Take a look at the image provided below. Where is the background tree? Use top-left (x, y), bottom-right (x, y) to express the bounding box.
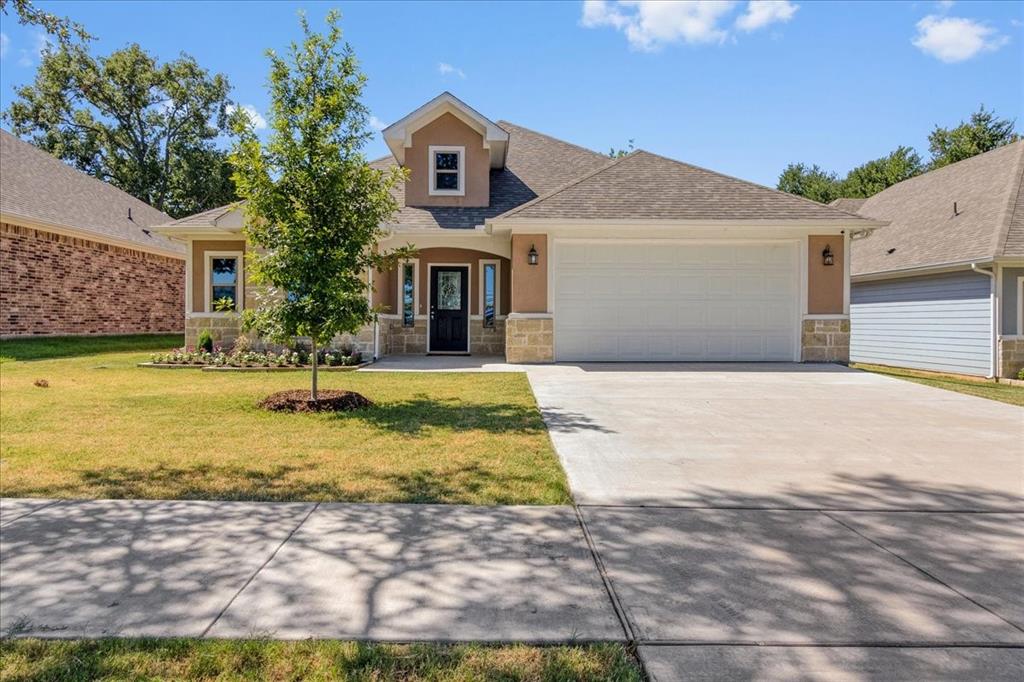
top-left (778, 105), bottom-right (1017, 202)
top-left (0, 0), bottom-right (91, 45)
top-left (928, 105), bottom-right (1019, 169)
top-left (4, 43), bottom-right (238, 218)
top-left (840, 146), bottom-right (923, 198)
top-left (609, 138), bottom-right (635, 158)
top-left (231, 10), bottom-right (410, 402)
top-left (776, 163), bottom-right (843, 204)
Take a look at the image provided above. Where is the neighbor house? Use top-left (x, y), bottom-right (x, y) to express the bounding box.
top-left (155, 92), bottom-right (882, 363)
top-left (845, 140), bottom-right (1024, 379)
top-left (0, 129), bottom-right (185, 337)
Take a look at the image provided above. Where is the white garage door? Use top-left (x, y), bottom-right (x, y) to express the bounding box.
top-left (554, 241), bottom-right (799, 362)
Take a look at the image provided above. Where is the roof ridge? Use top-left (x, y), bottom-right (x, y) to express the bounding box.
top-left (633, 148), bottom-right (866, 220)
top-left (490, 151), bottom-right (633, 221)
top-left (992, 141), bottom-right (1024, 257)
top-left (496, 120), bottom-right (605, 159)
top-left (1, 129), bottom-right (172, 221)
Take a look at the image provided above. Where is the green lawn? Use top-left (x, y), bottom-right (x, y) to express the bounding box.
top-left (853, 363), bottom-right (1024, 407)
top-left (0, 337), bottom-right (569, 504)
top-left (0, 639), bottom-right (641, 682)
top-left (0, 334), bottom-right (185, 363)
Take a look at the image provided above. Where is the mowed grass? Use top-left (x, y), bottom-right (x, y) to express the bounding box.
top-left (0, 338), bottom-right (569, 504)
top-left (0, 639), bottom-right (642, 682)
top-left (0, 334), bottom-right (185, 363)
top-left (853, 363), bottom-right (1024, 407)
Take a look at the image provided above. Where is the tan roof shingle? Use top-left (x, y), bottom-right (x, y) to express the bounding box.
top-left (851, 140), bottom-right (1024, 276)
top-left (0, 129), bottom-right (181, 255)
top-left (496, 150), bottom-right (875, 223)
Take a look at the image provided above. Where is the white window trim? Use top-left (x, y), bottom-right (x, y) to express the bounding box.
top-left (1018, 276), bottom-right (1023, 336)
top-left (204, 250), bottom-right (244, 314)
top-left (397, 259), bottom-right (420, 326)
top-left (479, 259), bottom-right (501, 326)
top-left (428, 145), bottom-right (465, 197)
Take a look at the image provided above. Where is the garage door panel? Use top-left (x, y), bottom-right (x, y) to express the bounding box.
top-left (554, 242), bottom-right (798, 362)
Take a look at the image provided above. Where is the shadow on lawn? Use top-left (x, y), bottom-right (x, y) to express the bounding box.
top-left (10, 459), bottom-right (569, 505)
top-left (328, 398), bottom-right (577, 436)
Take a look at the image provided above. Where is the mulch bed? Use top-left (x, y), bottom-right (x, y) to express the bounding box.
top-left (258, 389), bottom-right (373, 413)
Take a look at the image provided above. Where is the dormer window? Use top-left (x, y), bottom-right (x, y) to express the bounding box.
top-left (429, 145), bottom-right (464, 196)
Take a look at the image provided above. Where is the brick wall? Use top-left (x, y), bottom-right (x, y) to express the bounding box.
top-left (1, 222), bottom-right (184, 336)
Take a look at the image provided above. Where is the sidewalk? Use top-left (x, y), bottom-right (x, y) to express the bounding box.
top-left (0, 498), bottom-right (622, 641)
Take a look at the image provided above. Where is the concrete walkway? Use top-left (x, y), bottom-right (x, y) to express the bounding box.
top-left (0, 499), bottom-right (621, 641)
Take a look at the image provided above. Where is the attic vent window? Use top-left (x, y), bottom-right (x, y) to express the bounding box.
top-left (428, 145), bottom-right (465, 196)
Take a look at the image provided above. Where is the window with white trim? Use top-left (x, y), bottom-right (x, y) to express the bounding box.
top-left (428, 145), bottom-right (464, 196)
top-left (482, 261), bottom-right (498, 328)
top-left (207, 254), bottom-right (241, 312)
top-left (402, 262), bottom-right (417, 327)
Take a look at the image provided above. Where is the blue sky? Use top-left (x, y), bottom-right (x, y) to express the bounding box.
top-left (1, 1), bottom-right (1021, 186)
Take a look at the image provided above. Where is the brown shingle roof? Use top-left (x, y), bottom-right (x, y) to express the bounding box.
top-left (495, 150), bottom-right (876, 223)
top-left (851, 141), bottom-right (1024, 277)
top-left (0, 129), bottom-right (181, 255)
top-left (830, 198), bottom-right (867, 213)
top-left (369, 121), bottom-right (611, 230)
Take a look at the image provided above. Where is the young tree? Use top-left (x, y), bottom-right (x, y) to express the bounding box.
top-left (776, 162), bottom-right (843, 204)
top-left (929, 105), bottom-right (1019, 169)
top-left (230, 11), bottom-right (410, 402)
top-left (4, 43), bottom-right (238, 217)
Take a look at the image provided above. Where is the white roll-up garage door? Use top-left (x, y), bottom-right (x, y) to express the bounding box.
top-left (553, 241), bottom-right (800, 362)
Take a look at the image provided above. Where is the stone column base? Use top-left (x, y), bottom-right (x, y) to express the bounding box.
top-left (185, 315), bottom-right (241, 349)
top-left (801, 318), bottom-right (850, 363)
top-left (505, 315), bottom-right (554, 363)
top-left (998, 336), bottom-right (1024, 379)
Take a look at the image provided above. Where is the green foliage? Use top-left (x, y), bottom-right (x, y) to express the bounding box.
top-left (608, 139), bottom-right (635, 158)
top-left (778, 105), bottom-right (1018, 203)
top-left (777, 163), bottom-right (843, 204)
top-left (229, 11), bottom-right (411, 398)
top-left (1017, 368), bottom-right (1024, 381)
top-left (840, 146), bottom-right (923, 198)
top-left (928, 105), bottom-right (1020, 170)
top-left (0, 0), bottom-right (91, 45)
top-left (3, 42), bottom-right (238, 218)
top-left (196, 329), bottom-right (214, 354)
top-left (212, 296), bottom-right (236, 313)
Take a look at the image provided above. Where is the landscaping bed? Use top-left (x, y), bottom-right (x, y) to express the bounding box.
top-left (146, 346), bottom-right (363, 370)
top-left (0, 639), bottom-right (643, 682)
top-left (259, 389), bottom-right (373, 412)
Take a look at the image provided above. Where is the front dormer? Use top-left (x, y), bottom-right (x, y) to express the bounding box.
top-left (382, 92), bottom-right (508, 208)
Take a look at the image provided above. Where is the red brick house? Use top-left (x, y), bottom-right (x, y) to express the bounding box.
top-left (1, 130), bottom-right (185, 337)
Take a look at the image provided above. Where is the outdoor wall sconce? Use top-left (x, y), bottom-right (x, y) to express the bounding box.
top-left (822, 244), bottom-right (834, 266)
top-left (528, 244), bottom-right (539, 266)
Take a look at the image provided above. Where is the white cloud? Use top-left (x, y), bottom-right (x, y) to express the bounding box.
top-left (226, 104), bottom-right (268, 130)
top-left (735, 1), bottom-right (798, 32)
top-left (438, 62), bottom-right (466, 79)
top-left (1, 33), bottom-right (9, 59)
top-left (369, 115), bottom-right (387, 131)
top-left (582, 1), bottom-right (793, 50)
top-left (912, 15), bottom-right (1008, 63)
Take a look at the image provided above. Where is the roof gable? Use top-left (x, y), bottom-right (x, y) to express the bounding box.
top-left (382, 92), bottom-right (509, 169)
top-left (493, 150), bottom-right (875, 224)
top-left (851, 140), bottom-right (1024, 276)
top-left (0, 129), bottom-right (181, 256)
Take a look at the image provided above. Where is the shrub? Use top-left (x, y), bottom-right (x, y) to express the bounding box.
top-left (197, 329), bottom-right (214, 353)
top-left (1017, 367), bottom-right (1024, 381)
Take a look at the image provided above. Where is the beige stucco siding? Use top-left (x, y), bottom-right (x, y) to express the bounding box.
top-left (808, 235), bottom-right (845, 314)
top-left (510, 234), bottom-right (547, 313)
top-left (404, 113), bottom-right (489, 208)
top-left (190, 239), bottom-right (247, 313)
top-left (372, 247), bottom-right (510, 317)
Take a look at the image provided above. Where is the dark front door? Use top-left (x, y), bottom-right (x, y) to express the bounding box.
top-left (429, 266), bottom-right (469, 352)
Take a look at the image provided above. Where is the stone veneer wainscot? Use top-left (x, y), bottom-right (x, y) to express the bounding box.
top-left (997, 336), bottom-right (1024, 379)
top-left (505, 315), bottom-right (553, 363)
top-left (801, 318), bottom-right (850, 363)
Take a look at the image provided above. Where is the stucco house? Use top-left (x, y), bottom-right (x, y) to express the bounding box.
top-left (845, 141), bottom-right (1024, 379)
top-left (0, 130), bottom-right (185, 337)
top-left (155, 92), bottom-right (882, 363)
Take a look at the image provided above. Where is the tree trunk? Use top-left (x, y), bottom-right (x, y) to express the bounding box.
top-left (310, 338), bottom-right (319, 402)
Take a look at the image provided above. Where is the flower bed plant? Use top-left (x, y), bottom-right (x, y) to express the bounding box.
top-left (149, 345), bottom-right (361, 368)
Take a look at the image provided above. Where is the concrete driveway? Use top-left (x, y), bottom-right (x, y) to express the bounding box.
top-left (528, 363), bottom-right (1024, 679)
top-left (528, 363), bottom-right (1024, 510)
